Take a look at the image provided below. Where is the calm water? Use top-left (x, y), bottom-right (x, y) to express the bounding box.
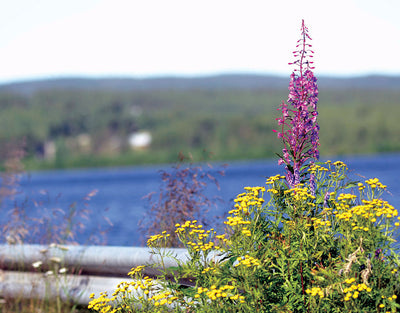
top-left (4, 153), bottom-right (400, 246)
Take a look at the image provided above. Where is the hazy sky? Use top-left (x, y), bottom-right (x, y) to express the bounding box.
top-left (1, 0), bottom-right (399, 83)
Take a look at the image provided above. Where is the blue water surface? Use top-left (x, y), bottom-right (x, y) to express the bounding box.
top-left (3, 153), bottom-right (400, 246)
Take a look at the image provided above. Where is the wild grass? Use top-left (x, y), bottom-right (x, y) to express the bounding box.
top-left (139, 152), bottom-right (225, 247)
top-left (0, 142), bottom-right (110, 312)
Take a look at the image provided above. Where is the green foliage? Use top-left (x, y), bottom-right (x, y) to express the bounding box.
top-left (88, 161), bottom-right (400, 312)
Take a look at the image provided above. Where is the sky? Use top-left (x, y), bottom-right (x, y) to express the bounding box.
top-left (0, 0), bottom-right (399, 84)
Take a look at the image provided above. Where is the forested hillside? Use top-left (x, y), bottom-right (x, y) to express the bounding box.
top-left (0, 74), bottom-right (399, 170)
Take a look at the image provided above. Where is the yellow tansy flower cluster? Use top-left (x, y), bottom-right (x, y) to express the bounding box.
top-left (235, 255), bottom-right (261, 268)
top-left (148, 291), bottom-right (178, 307)
top-left (232, 186), bottom-right (265, 214)
top-left (147, 231), bottom-right (170, 246)
top-left (342, 278), bottom-right (371, 301)
top-left (222, 186), bottom-right (266, 238)
top-left (332, 160), bottom-right (347, 168)
top-left (266, 174), bottom-right (286, 185)
top-left (334, 190), bottom-right (398, 225)
top-left (130, 277), bottom-right (154, 292)
top-left (310, 217), bottom-right (331, 229)
top-left (332, 161), bottom-right (348, 171)
top-left (385, 294), bottom-right (398, 301)
top-left (175, 220), bottom-right (221, 252)
top-left (305, 287), bottom-right (324, 298)
top-left (241, 227), bottom-right (252, 237)
top-left (127, 265), bottom-right (145, 277)
top-left (201, 266), bottom-right (217, 274)
top-left (224, 215), bottom-right (251, 227)
top-left (367, 199), bottom-right (398, 218)
top-left (357, 182), bottom-right (365, 192)
top-left (365, 178), bottom-right (387, 189)
top-left (378, 294), bottom-right (397, 312)
top-left (350, 222), bottom-right (369, 232)
top-left (337, 193), bottom-right (357, 202)
top-left (194, 285), bottom-right (245, 303)
top-left (283, 185), bottom-right (315, 203)
top-left (358, 178), bottom-right (386, 194)
top-left (266, 174), bottom-right (285, 194)
top-left (186, 240), bottom-right (216, 252)
top-left (88, 291), bottom-right (116, 313)
top-left (285, 220), bottom-right (296, 229)
top-left (112, 281), bottom-right (132, 297)
top-left (88, 277), bottom-right (155, 313)
top-left (307, 160), bottom-right (347, 183)
top-left (215, 233), bottom-right (229, 244)
top-left (175, 220), bottom-right (203, 233)
top-left (308, 163), bottom-right (329, 174)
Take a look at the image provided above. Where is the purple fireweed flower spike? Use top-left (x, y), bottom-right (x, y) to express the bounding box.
top-left (273, 20), bottom-right (320, 188)
top-left (323, 191), bottom-right (330, 207)
top-left (309, 172), bottom-right (316, 197)
top-left (375, 248), bottom-right (382, 259)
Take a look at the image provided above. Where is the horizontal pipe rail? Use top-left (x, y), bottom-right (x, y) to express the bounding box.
top-left (0, 270), bottom-right (141, 305)
top-left (0, 244), bottom-right (190, 276)
top-left (0, 244), bottom-right (194, 306)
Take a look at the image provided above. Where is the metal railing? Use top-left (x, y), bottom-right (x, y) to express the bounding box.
top-left (0, 244), bottom-right (190, 305)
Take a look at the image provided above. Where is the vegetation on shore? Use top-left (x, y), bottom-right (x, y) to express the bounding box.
top-left (0, 74), bottom-right (399, 170)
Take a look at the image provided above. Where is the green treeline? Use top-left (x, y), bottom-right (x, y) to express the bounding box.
top-left (0, 76), bottom-right (399, 170)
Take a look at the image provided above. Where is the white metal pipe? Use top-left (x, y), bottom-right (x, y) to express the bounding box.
top-left (0, 270), bottom-right (150, 306)
top-left (0, 244), bottom-right (190, 276)
top-left (0, 244), bottom-right (222, 306)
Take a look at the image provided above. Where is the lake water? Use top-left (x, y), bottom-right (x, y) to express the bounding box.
top-left (4, 153), bottom-right (400, 246)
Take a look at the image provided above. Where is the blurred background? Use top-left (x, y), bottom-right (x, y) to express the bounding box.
top-left (0, 0), bottom-right (399, 169)
top-left (0, 0), bottom-right (399, 246)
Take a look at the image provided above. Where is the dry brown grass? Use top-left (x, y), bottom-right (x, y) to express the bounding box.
top-left (139, 152), bottom-right (225, 247)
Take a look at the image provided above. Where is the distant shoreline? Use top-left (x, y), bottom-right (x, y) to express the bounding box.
top-left (1, 73), bottom-right (400, 95)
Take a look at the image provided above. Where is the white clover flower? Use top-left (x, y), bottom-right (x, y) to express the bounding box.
top-left (58, 245), bottom-right (69, 251)
top-left (32, 261), bottom-right (43, 268)
top-left (50, 257), bottom-right (62, 263)
top-left (59, 268), bottom-right (67, 274)
top-left (45, 271), bottom-right (54, 276)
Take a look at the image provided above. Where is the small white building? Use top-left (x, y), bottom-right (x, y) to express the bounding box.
top-left (43, 141), bottom-right (56, 160)
top-left (128, 131), bottom-right (152, 150)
